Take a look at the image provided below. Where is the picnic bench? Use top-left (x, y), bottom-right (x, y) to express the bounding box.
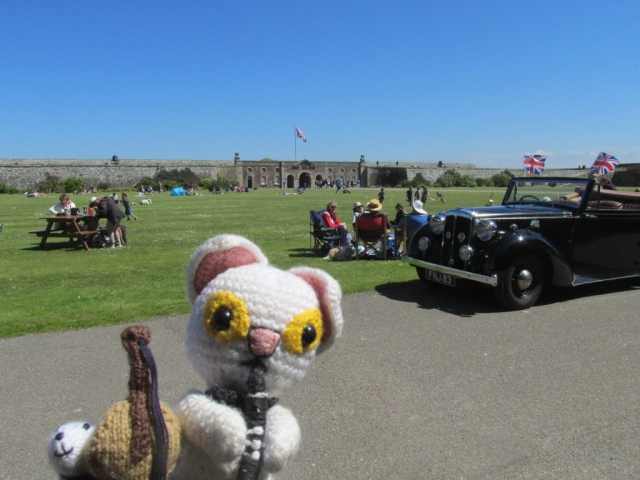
top-left (30, 215), bottom-right (99, 251)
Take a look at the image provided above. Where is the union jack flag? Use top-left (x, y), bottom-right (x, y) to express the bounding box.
top-left (588, 152), bottom-right (619, 176)
top-left (523, 154), bottom-right (546, 175)
top-left (295, 127), bottom-right (307, 142)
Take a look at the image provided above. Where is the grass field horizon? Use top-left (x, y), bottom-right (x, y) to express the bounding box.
top-left (1, 186), bottom-right (505, 338)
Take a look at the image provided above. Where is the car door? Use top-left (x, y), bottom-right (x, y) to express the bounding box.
top-left (571, 204), bottom-right (640, 279)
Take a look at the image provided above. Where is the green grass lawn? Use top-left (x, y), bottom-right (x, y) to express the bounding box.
top-left (0, 187), bottom-right (501, 338)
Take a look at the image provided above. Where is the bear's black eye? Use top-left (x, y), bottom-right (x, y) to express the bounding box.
top-left (213, 308), bottom-right (233, 330)
top-left (301, 325), bottom-right (316, 347)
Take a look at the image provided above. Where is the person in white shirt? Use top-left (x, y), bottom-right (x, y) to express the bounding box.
top-left (49, 193), bottom-right (76, 215)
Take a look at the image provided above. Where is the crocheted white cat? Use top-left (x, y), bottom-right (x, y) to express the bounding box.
top-left (171, 234), bottom-right (344, 480)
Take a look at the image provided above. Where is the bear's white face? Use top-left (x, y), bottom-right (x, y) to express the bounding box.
top-left (47, 421), bottom-right (95, 477)
top-left (187, 263), bottom-right (324, 397)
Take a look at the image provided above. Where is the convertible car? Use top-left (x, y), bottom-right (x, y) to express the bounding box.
top-left (403, 177), bottom-right (640, 310)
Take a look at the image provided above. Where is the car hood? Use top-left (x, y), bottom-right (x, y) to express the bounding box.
top-left (447, 204), bottom-right (574, 219)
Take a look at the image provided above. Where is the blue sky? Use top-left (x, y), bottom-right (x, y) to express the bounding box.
top-left (2, 1), bottom-right (638, 169)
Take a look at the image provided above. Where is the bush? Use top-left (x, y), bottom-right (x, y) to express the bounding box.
top-left (0, 182), bottom-right (19, 194)
top-left (154, 168), bottom-right (200, 188)
top-left (136, 176), bottom-right (157, 191)
top-left (200, 178), bottom-right (214, 191)
top-left (434, 169), bottom-right (461, 187)
top-left (411, 173), bottom-right (428, 187)
top-left (475, 177), bottom-right (488, 187)
top-left (490, 173), bottom-right (511, 187)
top-left (37, 173), bottom-right (62, 193)
top-left (63, 177), bottom-right (83, 193)
top-left (458, 175), bottom-right (477, 187)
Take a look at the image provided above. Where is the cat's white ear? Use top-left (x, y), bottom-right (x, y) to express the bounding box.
top-left (289, 267), bottom-right (343, 353)
top-left (186, 235), bottom-right (268, 305)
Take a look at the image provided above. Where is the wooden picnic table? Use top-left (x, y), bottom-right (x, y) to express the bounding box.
top-left (30, 215), bottom-right (100, 251)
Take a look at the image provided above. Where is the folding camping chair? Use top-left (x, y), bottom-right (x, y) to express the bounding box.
top-left (309, 210), bottom-right (342, 255)
top-left (355, 212), bottom-right (388, 260)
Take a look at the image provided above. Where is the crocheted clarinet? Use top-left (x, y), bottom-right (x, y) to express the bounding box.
top-left (171, 234), bottom-right (344, 480)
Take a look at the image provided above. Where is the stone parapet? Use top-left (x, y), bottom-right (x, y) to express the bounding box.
top-left (0, 158), bottom-right (585, 190)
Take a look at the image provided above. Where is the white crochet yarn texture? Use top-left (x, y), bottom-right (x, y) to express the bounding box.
top-left (173, 234), bottom-right (344, 480)
top-left (47, 421), bottom-right (96, 479)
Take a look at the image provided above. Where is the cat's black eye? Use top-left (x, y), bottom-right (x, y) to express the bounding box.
top-left (301, 325), bottom-right (316, 347)
top-left (213, 308), bottom-right (233, 330)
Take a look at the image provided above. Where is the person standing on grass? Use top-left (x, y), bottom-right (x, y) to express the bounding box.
top-left (89, 196), bottom-right (124, 248)
top-left (378, 187), bottom-right (385, 205)
top-left (121, 192), bottom-right (138, 221)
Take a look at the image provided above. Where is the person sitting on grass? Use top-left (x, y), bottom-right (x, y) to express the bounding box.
top-left (89, 196), bottom-right (124, 248)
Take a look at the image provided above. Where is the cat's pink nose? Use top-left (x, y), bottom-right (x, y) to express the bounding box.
top-left (248, 328), bottom-right (280, 357)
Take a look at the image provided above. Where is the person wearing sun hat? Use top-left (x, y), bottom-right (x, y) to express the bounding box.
top-left (351, 201), bottom-right (364, 229)
top-left (89, 195), bottom-right (125, 248)
top-left (365, 198), bottom-right (383, 213)
top-left (411, 199), bottom-right (428, 215)
top-left (362, 198), bottom-right (390, 229)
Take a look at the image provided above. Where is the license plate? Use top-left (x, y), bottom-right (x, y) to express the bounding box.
top-left (427, 270), bottom-right (456, 287)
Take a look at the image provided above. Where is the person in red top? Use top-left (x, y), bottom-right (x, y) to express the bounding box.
top-left (321, 201), bottom-right (351, 246)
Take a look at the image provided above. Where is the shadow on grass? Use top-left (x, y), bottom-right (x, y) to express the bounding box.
top-left (287, 248), bottom-right (323, 259)
top-left (22, 242), bottom-right (85, 252)
top-left (375, 277), bottom-right (640, 317)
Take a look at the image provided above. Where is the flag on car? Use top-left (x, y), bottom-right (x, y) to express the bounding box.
top-left (588, 152), bottom-right (619, 176)
top-left (523, 155), bottom-right (546, 175)
top-left (295, 127), bottom-right (307, 142)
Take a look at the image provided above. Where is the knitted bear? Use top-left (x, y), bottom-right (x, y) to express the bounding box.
top-left (170, 234), bottom-right (344, 480)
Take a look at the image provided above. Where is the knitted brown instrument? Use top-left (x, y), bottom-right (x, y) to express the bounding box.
top-left (85, 326), bottom-right (181, 480)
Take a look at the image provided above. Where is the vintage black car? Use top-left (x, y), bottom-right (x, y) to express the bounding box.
top-left (403, 177), bottom-right (640, 310)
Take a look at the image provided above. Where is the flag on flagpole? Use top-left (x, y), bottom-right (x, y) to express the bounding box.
top-left (588, 152), bottom-right (619, 176)
top-left (523, 155), bottom-right (546, 175)
top-left (295, 127), bottom-right (307, 142)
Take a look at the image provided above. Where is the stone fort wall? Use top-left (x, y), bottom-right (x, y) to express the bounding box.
top-left (0, 158), bottom-right (582, 190)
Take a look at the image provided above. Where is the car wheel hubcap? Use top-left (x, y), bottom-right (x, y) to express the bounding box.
top-left (517, 270), bottom-right (533, 290)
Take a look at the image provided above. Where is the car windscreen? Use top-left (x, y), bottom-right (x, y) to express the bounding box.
top-left (503, 179), bottom-right (590, 206)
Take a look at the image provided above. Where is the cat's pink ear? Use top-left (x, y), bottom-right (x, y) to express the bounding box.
top-left (289, 267), bottom-right (343, 353)
top-left (186, 235), bottom-right (268, 305)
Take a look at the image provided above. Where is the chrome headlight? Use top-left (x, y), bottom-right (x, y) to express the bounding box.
top-left (430, 215), bottom-right (445, 235)
top-left (418, 237), bottom-right (431, 252)
top-left (475, 219), bottom-right (497, 242)
top-left (459, 245), bottom-right (474, 261)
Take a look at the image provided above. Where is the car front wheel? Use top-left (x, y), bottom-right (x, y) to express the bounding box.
top-left (495, 254), bottom-right (544, 310)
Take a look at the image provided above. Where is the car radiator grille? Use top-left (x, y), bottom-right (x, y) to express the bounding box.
top-left (441, 214), bottom-right (473, 269)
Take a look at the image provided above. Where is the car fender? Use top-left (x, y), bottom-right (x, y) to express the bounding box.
top-left (483, 230), bottom-right (574, 286)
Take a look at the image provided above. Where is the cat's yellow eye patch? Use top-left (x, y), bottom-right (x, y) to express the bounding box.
top-left (282, 309), bottom-right (323, 355)
top-left (203, 291), bottom-right (250, 343)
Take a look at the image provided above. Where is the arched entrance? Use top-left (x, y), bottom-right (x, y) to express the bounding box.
top-left (247, 176), bottom-right (253, 189)
top-left (299, 172), bottom-right (311, 189)
top-left (286, 175), bottom-right (295, 188)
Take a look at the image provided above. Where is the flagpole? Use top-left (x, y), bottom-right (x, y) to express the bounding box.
top-left (294, 125), bottom-right (297, 162)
